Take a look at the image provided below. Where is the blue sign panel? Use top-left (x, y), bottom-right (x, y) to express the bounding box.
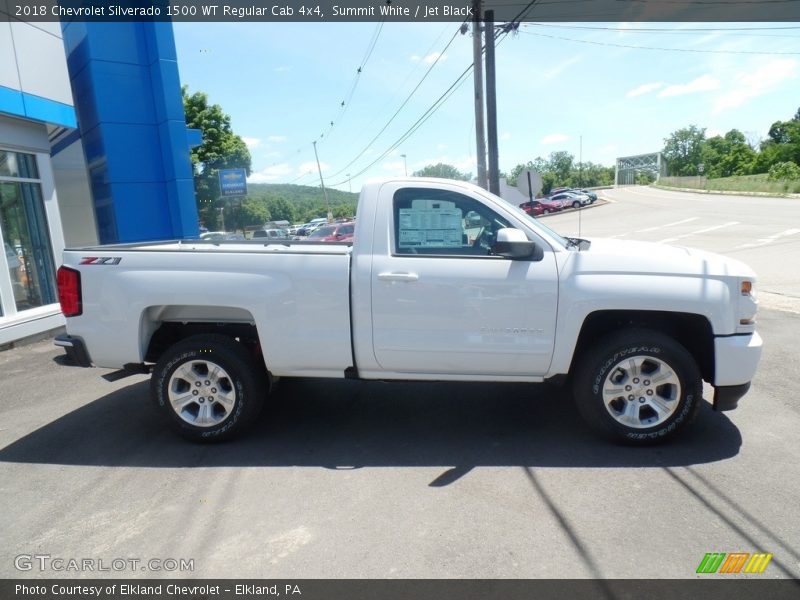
top-left (219, 168), bottom-right (248, 197)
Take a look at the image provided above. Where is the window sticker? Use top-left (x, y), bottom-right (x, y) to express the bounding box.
top-left (398, 207), bottom-right (463, 248)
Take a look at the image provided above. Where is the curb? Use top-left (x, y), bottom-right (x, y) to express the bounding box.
top-left (652, 184), bottom-right (800, 200)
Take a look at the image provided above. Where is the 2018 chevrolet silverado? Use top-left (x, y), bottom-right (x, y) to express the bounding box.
top-left (54, 178), bottom-right (762, 444)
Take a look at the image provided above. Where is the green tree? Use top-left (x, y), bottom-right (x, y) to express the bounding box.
top-left (767, 161), bottom-right (800, 181)
top-left (332, 204), bottom-right (355, 219)
top-left (265, 196), bottom-right (296, 223)
top-left (182, 86), bottom-right (252, 229)
top-left (412, 163), bottom-right (472, 181)
top-left (700, 129), bottom-right (756, 178)
top-left (547, 151), bottom-right (574, 183)
top-left (663, 125), bottom-right (706, 176)
top-left (238, 197), bottom-right (270, 227)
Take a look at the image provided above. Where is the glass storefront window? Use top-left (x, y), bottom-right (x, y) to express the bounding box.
top-left (0, 151), bottom-right (39, 179)
top-left (0, 150), bottom-right (57, 314)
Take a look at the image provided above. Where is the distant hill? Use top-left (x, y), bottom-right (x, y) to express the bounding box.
top-left (245, 183), bottom-right (359, 222)
top-left (247, 183), bottom-right (357, 206)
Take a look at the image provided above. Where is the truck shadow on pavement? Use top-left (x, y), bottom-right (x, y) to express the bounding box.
top-left (0, 377), bottom-right (742, 470)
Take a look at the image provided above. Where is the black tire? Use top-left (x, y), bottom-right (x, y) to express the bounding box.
top-left (150, 334), bottom-right (267, 442)
top-left (543, 209), bottom-right (551, 214)
top-left (572, 328), bottom-right (702, 444)
top-left (572, 201), bottom-right (581, 209)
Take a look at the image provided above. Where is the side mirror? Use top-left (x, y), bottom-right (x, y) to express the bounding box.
top-left (491, 228), bottom-right (537, 260)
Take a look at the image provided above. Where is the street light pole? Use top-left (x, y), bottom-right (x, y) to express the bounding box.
top-left (312, 140), bottom-right (332, 222)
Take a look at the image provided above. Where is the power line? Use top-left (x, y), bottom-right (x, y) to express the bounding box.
top-left (262, 22), bottom-right (386, 186)
top-left (329, 29), bottom-right (514, 187)
top-left (324, 20), bottom-right (469, 181)
top-left (527, 22), bottom-right (800, 38)
top-left (519, 26), bottom-right (800, 55)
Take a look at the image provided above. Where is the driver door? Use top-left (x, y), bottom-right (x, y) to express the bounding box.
top-left (370, 186), bottom-right (558, 377)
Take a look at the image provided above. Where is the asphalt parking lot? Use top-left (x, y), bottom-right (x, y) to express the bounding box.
top-left (1, 307), bottom-right (799, 580)
top-left (1, 187), bottom-right (799, 581)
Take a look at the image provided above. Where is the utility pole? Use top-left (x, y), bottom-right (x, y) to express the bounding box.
top-left (484, 9), bottom-right (500, 195)
top-left (312, 140), bottom-right (332, 222)
top-left (472, 0), bottom-right (488, 190)
top-left (400, 154), bottom-right (407, 176)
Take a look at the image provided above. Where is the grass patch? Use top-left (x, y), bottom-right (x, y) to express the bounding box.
top-left (658, 174), bottom-right (800, 195)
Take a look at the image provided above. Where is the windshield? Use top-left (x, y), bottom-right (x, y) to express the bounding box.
top-left (309, 225), bottom-right (335, 238)
top-left (508, 204), bottom-right (570, 248)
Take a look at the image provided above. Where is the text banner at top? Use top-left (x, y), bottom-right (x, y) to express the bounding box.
top-left (3, 0), bottom-right (800, 23)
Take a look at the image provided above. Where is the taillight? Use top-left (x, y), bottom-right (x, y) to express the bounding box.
top-left (57, 266), bottom-right (82, 317)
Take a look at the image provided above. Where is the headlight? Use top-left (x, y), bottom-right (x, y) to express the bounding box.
top-left (738, 279), bottom-right (757, 328)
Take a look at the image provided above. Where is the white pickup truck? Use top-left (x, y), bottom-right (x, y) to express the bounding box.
top-left (55, 178), bottom-right (762, 444)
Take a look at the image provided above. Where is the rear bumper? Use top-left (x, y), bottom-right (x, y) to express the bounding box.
top-left (54, 334), bottom-right (92, 367)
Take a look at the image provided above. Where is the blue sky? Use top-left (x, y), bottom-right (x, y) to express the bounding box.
top-left (173, 22), bottom-right (799, 192)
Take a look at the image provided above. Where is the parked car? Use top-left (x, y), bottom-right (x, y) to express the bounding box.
top-left (574, 189), bottom-right (598, 203)
top-left (518, 198), bottom-right (563, 216)
top-left (252, 228), bottom-right (289, 240)
top-left (296, 219), bottom-right (328, 237)
top-left (199, 231), bottom-right (246, 241)
top-left (306, 222), bottom-right (355, 242)
top-left (550, 191), bottom-right (592, 209)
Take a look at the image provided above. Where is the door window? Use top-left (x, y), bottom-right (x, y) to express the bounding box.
top-left (393, 187), bottom-right (513, 257)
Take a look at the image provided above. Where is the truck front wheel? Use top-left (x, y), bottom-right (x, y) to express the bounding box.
top-left (573, 329), bottom-right (703, 444)
top-left (151, 334), bottom-right (266, 442)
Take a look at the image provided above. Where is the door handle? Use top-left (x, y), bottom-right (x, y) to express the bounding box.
top-left (377, 272), bottom-right (419, 282)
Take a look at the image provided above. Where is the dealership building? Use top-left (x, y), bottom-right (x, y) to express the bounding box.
top-left (0, 16), bottom-right (200, 346)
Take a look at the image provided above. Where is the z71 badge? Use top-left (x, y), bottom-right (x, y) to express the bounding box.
top-left (80, 257), bottom-right (122, 265)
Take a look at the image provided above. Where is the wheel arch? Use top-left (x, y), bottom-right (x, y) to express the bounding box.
top-left (140, 305), bottom-right (263, 368)
top-left (570, 310), bottom-right (714, 383)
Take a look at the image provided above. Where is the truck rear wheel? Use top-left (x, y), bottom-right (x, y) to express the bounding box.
top-left (151, 334), bottom-right (266, 442)
top-left (572, 328), bottom-right (702, 444)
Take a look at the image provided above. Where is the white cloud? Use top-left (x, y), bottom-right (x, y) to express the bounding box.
top-left (247, 163), bottom-right (293, 183)
top-left (541, 133), bottom-right (569, 145)
top-left (626, 82), bottom-right (663, 98)
top-left (267, 135), bottom-right (287, 143)
top-left (298, 161), bottom-right (328, 174)
top-left (713, 59), bottom-right (798, 114)
top-left (542, 56), bottom-right (582, 80)
top-left (382, 160), bottom-right (406, 172)
top-left (501, 132), bottom-right (512, 141)
top-left (412, 52), bottom-right (447, 64)
top-left (241, 137), bottom-right (261, 150)
top-left (658, 74), bottom-right (720, 98)
top-left (437, 143), bottom-right (448, 150)
top-left (275, 66), bottom-right (292, 72)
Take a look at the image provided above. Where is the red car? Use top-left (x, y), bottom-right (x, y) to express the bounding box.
top-left (306, 222), bottom-right (355, 242)
top-left (518, 198), bottom-right (563, 216)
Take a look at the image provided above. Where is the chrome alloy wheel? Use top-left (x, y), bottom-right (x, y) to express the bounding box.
top-left (167, 360), bottom-right (236, 427)
top-left (602, 355), bottom-right (681, 429)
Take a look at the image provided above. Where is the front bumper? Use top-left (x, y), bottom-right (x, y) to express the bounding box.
top-left (713, 382), bottom-right (750, 412)
top-left (54, 334), bottom-right (92, 367)
top-left (711, 331), bottom-right (762, 411)
top-left (714, 332), bottom-right (762, 386)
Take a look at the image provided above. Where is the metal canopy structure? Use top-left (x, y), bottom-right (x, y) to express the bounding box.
top-left (615, 152), bottom-right (667, 185)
